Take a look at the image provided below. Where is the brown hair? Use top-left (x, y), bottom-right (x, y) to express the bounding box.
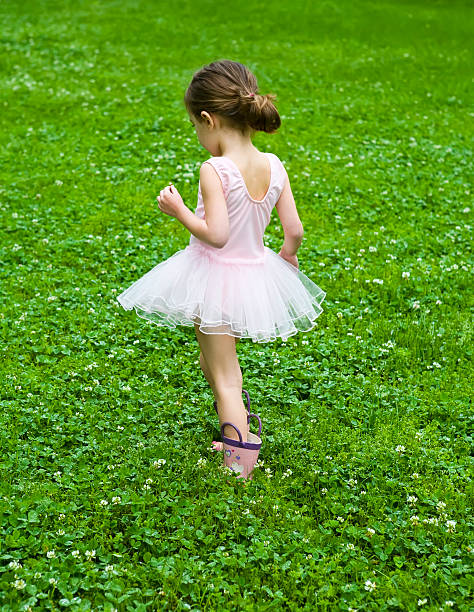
top-left (184, 59), bottom-right (281, 134)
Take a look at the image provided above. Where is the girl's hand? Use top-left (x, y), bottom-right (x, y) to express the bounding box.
top-left (156, 184), bottom-right (185, 219)
top-left (278, 248), bottom-right (299, 270)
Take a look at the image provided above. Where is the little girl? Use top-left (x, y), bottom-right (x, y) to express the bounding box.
top-left (117, 59), bottom-right (326, 480)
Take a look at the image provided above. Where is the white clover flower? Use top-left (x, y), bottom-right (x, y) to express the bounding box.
top-left (57, 529), bottom-right (65, 536)
top-left (49, 577), bottom-right (58, 585)
top-left (105, 564), bottom-right (114, 571)
top-left (366, 527), bottom-right (375, 537)
top-left (112, 496), bottom-right (121, 504)
top-left (445, 601), bottom-right (454, 607)
top-left (321, 487), bottom-right (328, 495)
top-left (337, 516), bottom-right (344, 523)
top-left (369, 246), bottom-right (377, 252)
top-left (153, 459), bottom-right (166, 467)
top-left (407, 495), bottom-right (418, 505)
top-left (71, 550), bottom-right (80, 558)
top-left (395, 445), bottom-right (405, 454)
top-left (46, 550), bottom-right (56, 559)
top-left (413, 300), bottom-right (420, 309)
top-left (12, 578), bottom-right (26, 589)
top-left (417, 598), bottom-right (427, 606)
top-left (446, 520), bottom-right (456, 532)
top-left (437, 501), bottom-right (447, 512)
top-left (410, 515), bottom-right (420, 525)
top-left (364, 579), bottom-right (376, 591)
top-left (85, 550), bottom-right (96, 560)
top-left (8, 560), bottom-right (22, 569)
top-left (336, 311), bottom-right (343, 319)
top-left (402, 271), bottom-right (410, 278)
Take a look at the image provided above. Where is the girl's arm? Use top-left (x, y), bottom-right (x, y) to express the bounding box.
top-left (176, 162), bottom-right (229, 248)
top-left (275, 173), bottom-right (304, 269)
top-left (157, 164), bottom-right (229, 249)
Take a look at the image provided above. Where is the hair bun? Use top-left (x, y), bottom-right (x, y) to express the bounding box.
top-left (246, 91), bottom-right (281, 133)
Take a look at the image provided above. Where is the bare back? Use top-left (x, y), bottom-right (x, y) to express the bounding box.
top-left (222, 152), bottom-right (271, 202)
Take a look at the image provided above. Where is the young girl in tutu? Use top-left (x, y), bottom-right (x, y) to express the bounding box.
top-left (117, 59), bottom-right (326, 480)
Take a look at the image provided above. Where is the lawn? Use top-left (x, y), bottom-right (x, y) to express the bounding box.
top-left (0, 0), bottom-right (472, 610)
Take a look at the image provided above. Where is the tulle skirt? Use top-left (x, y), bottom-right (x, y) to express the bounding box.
top-left (117, 244), bottom-right (326, 343)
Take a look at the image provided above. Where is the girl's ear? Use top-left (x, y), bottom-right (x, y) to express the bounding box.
top-left (200, 110), bottom-right (214, 128)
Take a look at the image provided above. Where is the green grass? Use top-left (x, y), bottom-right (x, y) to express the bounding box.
top-left (0, 0), bottom-right (472, 610)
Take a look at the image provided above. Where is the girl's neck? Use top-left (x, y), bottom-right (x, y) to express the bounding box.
top-left (217, 126), bottom-right (257, 158)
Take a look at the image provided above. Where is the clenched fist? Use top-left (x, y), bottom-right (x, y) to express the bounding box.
top-left (156, 184), bottom-right (185, 219)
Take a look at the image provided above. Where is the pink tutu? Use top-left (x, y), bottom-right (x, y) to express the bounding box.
top-left (117, 152), bottom-right (326, 343)
top-left (117, 242), bottom-right (326, 343)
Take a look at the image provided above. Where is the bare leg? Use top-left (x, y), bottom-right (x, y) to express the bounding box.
top-left (199, 351), bottom-right (217, 398)
top-left (194, 324), bottom-right (247, 444)
top-left (199, 336), bottom-right (241, 399)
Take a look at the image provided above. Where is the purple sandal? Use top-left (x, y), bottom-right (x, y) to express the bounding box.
top-left (221, 417), bottom-right (262, 480)
top-left (212, 389), bottom-right (261, 454)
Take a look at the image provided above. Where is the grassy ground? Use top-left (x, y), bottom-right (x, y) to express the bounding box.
top-left (0, 0), bottom-right (472, 610)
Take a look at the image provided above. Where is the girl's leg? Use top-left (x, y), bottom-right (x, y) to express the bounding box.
top-left (194, 324), bottom-right (247, 443)
top-left (199, 336), bottom-right (241, 398)
top-left (199, 351), bottom-right (217, 398)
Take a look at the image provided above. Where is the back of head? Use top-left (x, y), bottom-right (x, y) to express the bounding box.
top-left (184, 59), bottom-right (281, 135)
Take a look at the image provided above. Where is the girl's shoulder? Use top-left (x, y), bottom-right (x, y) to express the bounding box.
top-left (265, 151), bottom-right (288, 179)
top-left (200, 156), bottom-right (232, 199)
